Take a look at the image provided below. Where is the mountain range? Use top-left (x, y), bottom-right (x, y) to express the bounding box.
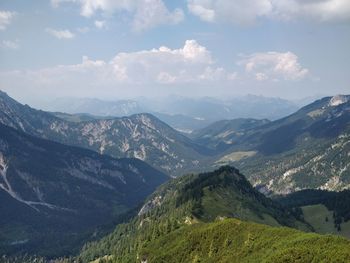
top-left (1, 91), bottom-right (350, 192)
top-left (191, 95), bottom-right (350, 194)
top-left (1, 90), bottom-right (350, 261)
top-left (47, 97), bottom-right (144, 118)
top-left (0, 91), bottom-right (210, 176)
top-left (42, 95), bottom-right (300, 132)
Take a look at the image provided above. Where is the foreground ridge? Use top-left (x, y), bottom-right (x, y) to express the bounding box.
top-left (78, 166), bottom-right (312, 262)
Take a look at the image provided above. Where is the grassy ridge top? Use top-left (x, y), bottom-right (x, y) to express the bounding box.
top-left (78, 166), bottom-right (310, 262)
top-left (141, 218), bottom-right (350, 263)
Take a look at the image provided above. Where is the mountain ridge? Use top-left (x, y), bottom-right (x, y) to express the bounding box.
top-left (0, 122), bottom-right (168, 257)
top-left (196, 94), bottom-right (350, 194)
top-left (39, 94), bottom-right (300, 132)
top-left (140, 218), bottom-right (350, 263)
top-left (0, 91), bottom-right (211, 176)
top-left (78, 166), bottom-right (311, 262)
top-left (2, 90), bottom-right (350, 193)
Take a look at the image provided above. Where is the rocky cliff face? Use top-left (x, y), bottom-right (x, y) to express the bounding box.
top-left (329, 95), bottom-right (350, 107)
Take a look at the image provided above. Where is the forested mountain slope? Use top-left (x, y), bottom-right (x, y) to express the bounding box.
top-left (0, 123), bottom-right (168, 257)
top-left (78, 166), bottom-right (310, 262)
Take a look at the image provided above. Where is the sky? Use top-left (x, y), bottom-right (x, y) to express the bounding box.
top-left (0, 0), bottom-right (349, 105)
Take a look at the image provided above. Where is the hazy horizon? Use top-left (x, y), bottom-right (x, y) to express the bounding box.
top-left (1, 89), bottom-right (329, 113)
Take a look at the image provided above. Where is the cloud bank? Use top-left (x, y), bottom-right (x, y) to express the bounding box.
top-left (0, 40), bottom-right (309, 99)
top-left (239, 51), bottom-right (309, 81)
top-left (187, 0), bottom-right (350, 25)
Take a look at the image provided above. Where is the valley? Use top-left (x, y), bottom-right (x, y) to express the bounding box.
top-left (193, 95), bottom-right (350, 193)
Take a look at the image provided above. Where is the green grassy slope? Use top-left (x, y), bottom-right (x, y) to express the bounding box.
top-left (78, 166), bottom-right (310, 262)
top-left (302, 204), bottom-right (350, 239)
top-left (276, 189), bottom-right (350, 238)
top-left (141, 218), bottom-right (350, 263)
top-left (302, 204), bottom-right (338, 234)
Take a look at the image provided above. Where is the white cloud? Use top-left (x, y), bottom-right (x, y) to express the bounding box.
top-left (51, 0), bottom-right (135, 17)
top-left (0, 11), bottom-right (16, 30)
top-left (52, 0), bottom-right (184, 31)
top-left (187, 3), bottom-right (215, 22)
top-left (187, 0), bottom-right (272, 25)
top-left (108, 39), bottom-right (219, 83)
top-left (0, 41), bottom-right (311, 101)
top-left (239, 51), bottom-right (309, 81)
top-left (132, 0), bottom-right (184, 31)
top-left (188, 0), bottom-right (350, 24)
top-left (0, 40), bottom-right (234, 98)
top-left (79, 0), bottom-right (135, 17)
top-left (1, 40), bottom-right (19, 49)
top-left (46, 28), bottom-right (75, 39)
top-left (274, 0), bottom-right (350, 22)
top-left (94, 20), bottom-right (106, 29)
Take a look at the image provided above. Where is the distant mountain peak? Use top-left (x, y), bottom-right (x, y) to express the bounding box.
top-left (329, 95), bottom-right (350, 107)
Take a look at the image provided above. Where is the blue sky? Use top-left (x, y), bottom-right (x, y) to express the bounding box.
top-left (0, 0), bottom-right (349, 104)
